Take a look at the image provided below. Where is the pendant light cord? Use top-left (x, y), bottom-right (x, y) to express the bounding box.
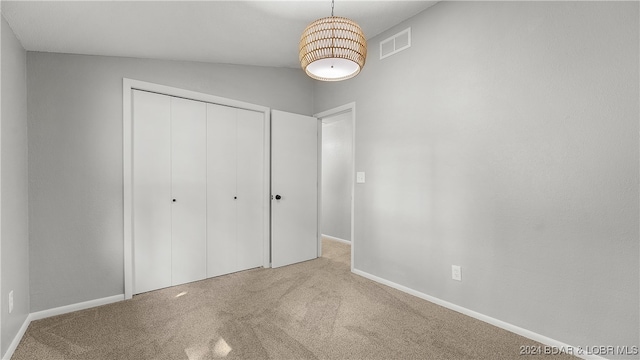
top-left (331, 0), bottom-right (335, 56)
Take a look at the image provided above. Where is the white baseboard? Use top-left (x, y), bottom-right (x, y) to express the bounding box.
top-left (322, 234), bottom-right (350, 245)
top-left (351, 269), bottom-right (606, 360)
top-left (2, 315), bottom-right (31, 360)
top-left (2, 294), bottom-right (124, 360)
top-left (29, 294), bottom-right (124, 321)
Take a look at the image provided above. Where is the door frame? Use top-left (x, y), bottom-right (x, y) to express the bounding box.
top-left (123, 78), bottom-right (271, 299)
top-left (314, 102), bottom-right (356, 272)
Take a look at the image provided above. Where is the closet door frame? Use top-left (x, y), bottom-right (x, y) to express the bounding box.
top-left (123, 78), bottom-right (271, 300)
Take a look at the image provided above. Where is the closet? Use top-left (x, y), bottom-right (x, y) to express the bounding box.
top-left (132, 90), bottom-right (264, 294)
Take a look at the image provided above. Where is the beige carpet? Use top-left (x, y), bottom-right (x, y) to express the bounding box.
top-left (12, 239), bottom-right (575, 359)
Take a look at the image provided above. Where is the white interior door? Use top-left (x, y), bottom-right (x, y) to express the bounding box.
top-left (271, 110), bottom-right (319, 268)
top-left (170, 97), bottom-right (207, 285)
top-left (207, 104), bottom-right (237, 277)
top-left (133, 90), bottom-right (172, 294)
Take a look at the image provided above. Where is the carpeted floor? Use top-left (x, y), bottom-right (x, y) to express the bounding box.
top-left (12, 238), bottom-right (575, 359)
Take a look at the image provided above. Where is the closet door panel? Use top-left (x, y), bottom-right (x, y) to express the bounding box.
top-left (133, 90), bottom-right (172, 294)
top-left (236, 109), bottom-right (265, 270)
top-left (170, 97), bottom-right (207, 285)
top-left (207, 104), bottom-right (238, 277)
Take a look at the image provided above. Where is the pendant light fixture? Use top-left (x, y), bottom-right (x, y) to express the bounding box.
top-left (299, 0), bottom-right (367, 81)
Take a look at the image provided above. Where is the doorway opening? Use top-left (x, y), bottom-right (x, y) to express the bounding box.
top-left (315, 103), bottom-right (355, 272)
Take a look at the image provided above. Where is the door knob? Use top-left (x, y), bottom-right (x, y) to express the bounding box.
top-left (275, 195), bottom-right (282, 200)
top-left (172, 199), bottom-right (176, 202)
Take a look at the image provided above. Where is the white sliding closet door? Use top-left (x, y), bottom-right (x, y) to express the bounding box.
top-left (133, 90), bottom-right (172, 294)
top-left (170, 97), bottom-right (207, 285)
top-left (207, 104), bottom-right (264, 277)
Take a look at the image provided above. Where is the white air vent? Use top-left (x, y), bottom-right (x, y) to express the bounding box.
top-left (380, 28), bottom-right (411, 60)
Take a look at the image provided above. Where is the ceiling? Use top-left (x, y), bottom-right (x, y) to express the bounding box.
top-left (1, 1), bottom-right (438, 69)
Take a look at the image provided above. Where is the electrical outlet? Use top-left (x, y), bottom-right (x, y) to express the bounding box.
top-left (451, 265), bottom-right (462, 281)
top-left (356, 172), bottom-right (365, 183)
top-left (9, 290), bottom-right (14, 314)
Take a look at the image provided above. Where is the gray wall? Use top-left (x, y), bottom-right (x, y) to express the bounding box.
top-left (321, 113), bottom-right (352, 241)
top-left (27, 52), bottom-right (314, 312)
top-left (1, 15), bottom-right (30, 357)
top-left (315, 1), bottom-right (639, 352)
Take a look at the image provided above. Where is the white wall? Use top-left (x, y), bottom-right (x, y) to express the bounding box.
top-left (1, 15), bottom-right (30, 357)
top-left (315, 1), bottom-right (639, 353)
top-left (27, 52), bottom-right (314, 312)
top-left (321, 112), bottom-right (352, 241)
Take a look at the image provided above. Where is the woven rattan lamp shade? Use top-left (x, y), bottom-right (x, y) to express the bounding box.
top-left (299, 16), bottom-right (367, 81)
